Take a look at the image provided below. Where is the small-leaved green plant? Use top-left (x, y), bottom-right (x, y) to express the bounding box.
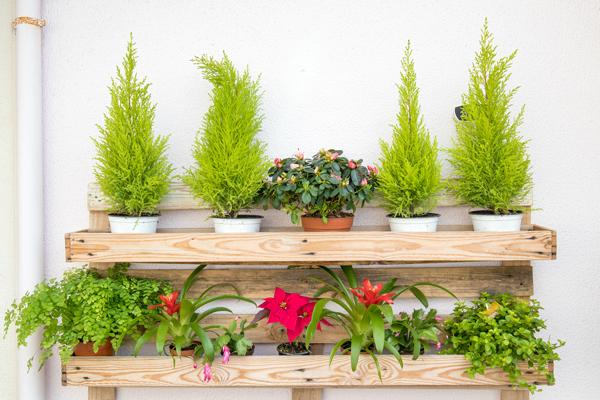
top-left (378, 41), bottom-right (442, 218)
top-left (443, 292), bottom-right (564, 393)
top-left (447, 19), bottom-right (531, 214)
top-left (3, 264), bottom-right (171, 370)
top-left (93, 34), bottom-right (173, 216)
top-left (183, 53), bottom-right (269, 218)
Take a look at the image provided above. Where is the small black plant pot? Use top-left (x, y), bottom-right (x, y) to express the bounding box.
top-left (277, 343), bottom-right (311, 356)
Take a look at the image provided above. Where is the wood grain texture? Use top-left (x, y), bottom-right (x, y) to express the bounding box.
top-left (63, 355), bottom-right (551, 388)
top-left (88, 182), bottom-right (533, 211)
top-left (501, 390), bottom-right (530, 400)
top-left (292, 389), bottom-right (322, 400)
top-left (87, 387), bottom-right (116, 400)
top-left (122, 265), bottom-right (534, 299)
top-left (65, 226), bottom-right (555, 264)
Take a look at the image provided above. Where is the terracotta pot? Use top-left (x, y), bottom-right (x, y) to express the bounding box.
top-left (73, 340), bottom-right (114, 357)
top-left (301, 216), bottom-right (354, 232)
top-left (169, 343), bottom-right (198, 357)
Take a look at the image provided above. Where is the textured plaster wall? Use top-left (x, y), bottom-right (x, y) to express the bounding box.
top-left (0, 0), bottom-right (18, 399)
top-left (40, 1), bottom-right (600, 400)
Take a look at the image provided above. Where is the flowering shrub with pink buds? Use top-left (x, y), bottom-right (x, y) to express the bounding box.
top-left (263, 149), bottom-right (377, 223)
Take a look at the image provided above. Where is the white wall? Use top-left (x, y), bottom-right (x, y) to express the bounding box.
top-left (39, 1), bottom-right (600, 400)
top-left (0, 0), bottom-right (18, 399)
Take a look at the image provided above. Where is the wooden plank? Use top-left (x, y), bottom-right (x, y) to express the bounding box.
top-left (88, 387), bottom-right (116, 400)
top-left (63, 355), bottom-right (551, 388)
top-left (65, 226), bottom-right (555, 264)
top-left (122, 265), bottom-right (533, 299)
top-left (501, 390), bottom-right (530, 400)
top-left (88, 182), bottom-right (534, 212)
top-left (293, 389), bottom-right (322, 400)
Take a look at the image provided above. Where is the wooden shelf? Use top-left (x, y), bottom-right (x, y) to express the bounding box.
top-left (65, 225), bottom-right (555, 264)
top-left (62, 355), bottom-right (551, 388)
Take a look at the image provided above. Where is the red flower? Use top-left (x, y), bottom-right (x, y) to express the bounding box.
top-left (348, 160), bottom-right (357, 169)
top-left (148, 291), bottom-right (181, 316)
top-left (259, 288), bottom-right (309, 330)
top-left (367, 165), bottom-right (379, 175)
top-left (274, 157), bottom-right (283, 168)
top-left (350, 279), bottom-right (395, 306)
top-left (286, 301), bottom-right (332, 342)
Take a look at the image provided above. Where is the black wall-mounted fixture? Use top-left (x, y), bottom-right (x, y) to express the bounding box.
top-left (454, 105), bottom-right (464, 120)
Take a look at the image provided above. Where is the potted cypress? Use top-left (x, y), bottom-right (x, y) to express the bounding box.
top-left (93, 35), bottom-right (173, 233)
top-left (3, 264), bottom-right (171, 370)
top-left (183, 53), bottom-right (269, 233)
top-left (448, 20), bottom-right (532, 232)
top-left (378, 41), bottom-right (443, 232)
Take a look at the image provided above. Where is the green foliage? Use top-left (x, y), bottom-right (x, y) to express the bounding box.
top-left (93, 34), bottom-right (173, 216)
top-left (386, 308), bottom-right (442, 359)
top-left (183, 53), bottom-right (269, 218)
top-left (134, 265), bottom-right (256, 364)
top-left (447, 20), bottom-right (531, 214)
top-left (305, 265), bottom-right (454, 380)
top-left (378, 41), bottom-right (442, 217)
top-left (443, 293), bottom-right (564, 392)
top-left (264, 150), bottom-right (378, 224)
top-left (215, 318), bottom-right (256, 356)
top-left (3, 264), bottom-right (171, 370)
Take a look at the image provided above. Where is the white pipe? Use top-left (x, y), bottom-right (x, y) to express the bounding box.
top-left (15, 0), bottom-right (45, 399)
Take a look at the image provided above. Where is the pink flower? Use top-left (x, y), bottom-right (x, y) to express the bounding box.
top-left (203, 363), bottom-right (212, 383)
top-left (435, 342), bottom-right (442, 351)
top-left (274, 157), bottom-right (283, 168)
top-left (348, 160), bottom-right (357, 169)
top-left (434, 316), bottom-right (443, 323)
top-left (330, 152), bottom-right (339, 160)
top-left (295, 150), bottom-right (304, 160)
top-left (222, 345), bottom-right (231, 364)
top-left (367, 165), bottom-right (379, 175)
top-left (259, 287), bottom-right (310, 330)
top-left (193, 362), bottom-right (198, 369)
top-left (360, 178), bottom-right (368, 186)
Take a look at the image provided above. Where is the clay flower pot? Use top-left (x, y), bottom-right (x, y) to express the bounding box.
top-left (301, 216), bottom-right (354, 232)
top-left (73, 340), bottom-right (114, 357)
top-left (168, 343), bottom-right (200, 357)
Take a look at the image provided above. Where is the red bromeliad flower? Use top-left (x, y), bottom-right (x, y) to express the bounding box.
top-left (259, 287), bottom-right (309, 330)
top-left (350, 279), bottom-right (395, 306)
top-left (148, 291), bottom-right (181, 316)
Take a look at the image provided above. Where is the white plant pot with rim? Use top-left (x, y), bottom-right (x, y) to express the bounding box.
top-left (212, 215), bottom-right (263, 233)
top-left (108, 215), bottom-right (159, 233)
top-left (388, 213), bottom-right (440, 232)
top-left (469, 210), bottom-right (523, 232)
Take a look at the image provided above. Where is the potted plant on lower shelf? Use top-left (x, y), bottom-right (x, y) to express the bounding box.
top-left (93, 35), bottom-right (173, 233)
top-left (385, 308), bottom-right (444, 358)
top-left (447, 20), bottom-right (532, 232)
top-left (215, 318), bottom-right (256, 356)
top-left (134, 265), bottom-right (255, 370)
top-left (253, 288), bottom-right (331, 355)
top-left (305, 265), bottom-right (454, 379)
top-left (378, 41), bottom-right (443, 232)
top-left (183, 53), bottom-right (269, 233)
top-left (3, 264), bottom-right (171, 369)
top-left (443, 292), bottom-right (564, 393)
top-left (264, 150), bottom-right (377, 231)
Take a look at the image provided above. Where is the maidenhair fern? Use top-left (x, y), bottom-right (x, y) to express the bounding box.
top-left (447, 20), bottom-right (531, 214)
top-left (378, 41), bottom-right (442, 218)
top-left (184, 53), bottom-right (269, 218)
top-left (93, 34), bottom-right (173, 216)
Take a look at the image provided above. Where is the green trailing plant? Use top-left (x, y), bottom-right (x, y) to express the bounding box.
top-left (183, 53), bottom-right (269, 218)
top-left (447, 19), bottom-right (531, 214)
top-left (215, 318), bottom-right (256, 356)
top-left (93, 34), bottom-right (173, 216)
top-left (305, 265), bottom-right (455, 380)
top-left (133, 264), bottom-right (255, 365)
top-left (443, 292), bottom-right (563, 392)
top-left (3, 264), bottom-right (171, 370)
top-left (378, 41), bottom-right (442, 218)
top-left (385, 308), bottom-right (443, 359)
top-left (264, 149), bottom-right (378, 224)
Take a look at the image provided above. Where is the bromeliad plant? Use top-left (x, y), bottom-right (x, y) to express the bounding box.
top-left (4, 264), bottom-right (171, 370)
top-left (264, 149), bottom-right (378, 224)
top-left (443, 292), bottom-right (563, 392)
top-left (305, 266), bottom-right (454, 379)
top-left (385, 308), bottom-right (444, 359)
top-left (133, 265), bottom-right (255, 373)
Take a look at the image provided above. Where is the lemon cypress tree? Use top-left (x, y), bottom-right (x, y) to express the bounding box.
top-left (93, 35), bottom-right (173, 216)
top-left (184, 53), bottom-right (269, 218)
top-left (378, 41), bottom-right (442, 218)
top-left (448, 20), bottom-right (531, 214)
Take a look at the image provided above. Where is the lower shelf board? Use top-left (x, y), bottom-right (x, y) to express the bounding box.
top-left (62, 355), bottom-right (552, 388)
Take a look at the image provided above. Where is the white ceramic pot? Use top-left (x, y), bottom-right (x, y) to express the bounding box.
top-left (108, 215), bottom-right (159, 233)
top-left (212, 216), bottom-right (263, 233)
top-left (388, 214), bottom-right (440, 232)
top-left (469, 211), bottom-right (523, 232)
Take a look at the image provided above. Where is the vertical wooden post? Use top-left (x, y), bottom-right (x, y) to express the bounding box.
top-left (292, 389), bottom-right (322, 400)
top-left (500, 390), bottom-right (529, 400)
top-left (88, 210), bottom-right (116, 400)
